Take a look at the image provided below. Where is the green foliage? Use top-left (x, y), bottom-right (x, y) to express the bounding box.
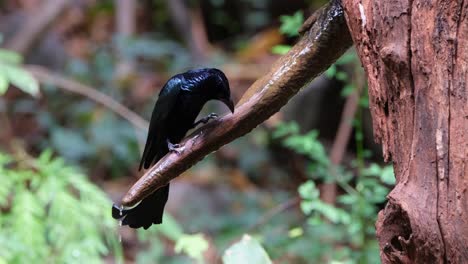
top-left (273, 122), bottom-right (395, 263)
top-left (0, 150), bottom-right (122, 264)
top-left (271, 10), bottom-right (304, 55)
top-left (136, 214), bottom-right (210, 264)
top-left (222, 234), bottom-right (272, 264)
top-left (325, 51), bottom-right (356, 82)
top-left (175, 233), bottom-right (209, 263)
top-left (0, 48), bottom-right (39, 96)
top-left (271, 45), bottom-right (292, 55)
top-left (279, 11), bottom-right (304, 37)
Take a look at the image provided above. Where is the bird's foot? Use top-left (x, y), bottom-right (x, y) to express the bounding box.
top-left (203, 113), bottom-right (219, 122)
top-left (167, 139), bottom-right (185, 155)
top-left (192, 113), bottom-right (218, 128)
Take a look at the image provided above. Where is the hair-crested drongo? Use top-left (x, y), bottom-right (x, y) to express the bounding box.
top-left (112, 68), bottom-right (234, 229)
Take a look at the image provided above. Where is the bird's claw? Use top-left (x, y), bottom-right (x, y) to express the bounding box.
top-left (192, 113), bottom-right (219, 128)
top-left (201, 113), bottom-right (218, 123)
top-left (167, 140), bottom-right (184, 155)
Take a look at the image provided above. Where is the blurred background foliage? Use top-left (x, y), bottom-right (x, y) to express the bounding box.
top-left (0, 0), bottom-right (392, 263)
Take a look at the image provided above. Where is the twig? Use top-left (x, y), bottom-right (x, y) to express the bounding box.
top-left (322, 81), bottom-right (362, 204)
top-left (248, 196), bottom-right (301, 231)
top-left (26, 65), bottom-right (149, 132)
top-left (120, 0), bottom-right (353, 207)
top-left (4, 0), bottom-right (70, 55)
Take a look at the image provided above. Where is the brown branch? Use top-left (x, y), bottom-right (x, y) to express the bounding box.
top-left (26, 65), bottom-right (149, 132)
top-left (322, 75), bottom-right (363, 204)
top-left (121, 0), bottom-right (353, 207)
top-left (4, 0), bottom-right (70, 55)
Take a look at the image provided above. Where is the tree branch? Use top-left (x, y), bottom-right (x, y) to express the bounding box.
top-left (26, 65), bottom-right (149, 132)
top-left (322, 74), bottom-right (364, 204)
top-left (121, 0), bottom-right (353, 207)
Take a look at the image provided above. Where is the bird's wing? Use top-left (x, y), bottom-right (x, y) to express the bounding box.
top-left (139, 78), bottom-right (183, 170)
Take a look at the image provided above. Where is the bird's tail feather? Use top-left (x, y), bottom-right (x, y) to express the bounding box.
top-left (112, 184), bottom-right (170, 229)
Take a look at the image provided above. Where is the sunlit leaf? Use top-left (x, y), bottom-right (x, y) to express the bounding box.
top-left (298, 181), bottom-right (319, 200)
top-left (0, 64), bottom-right (39, 96)
top-left (272, 122), bottom-right (299, 138)
top-left (279, 11), bottom-right (304, 37)
top-left (271, 45), bottom-right (291, 55)
top-left (0, 49), bottom-right (23, 65)
top-left (223, 234), bottom-right (272, 264)
top-left (288, 227), bottom-right (304, 238)
top-left (380, 165), bottom-right (395, 185)
top-left (300, 201), bottom-right (313, 215)
top-left (174, 233), bottom-right (209, 262)
top-left (0, 73), bottom-right (8, 95)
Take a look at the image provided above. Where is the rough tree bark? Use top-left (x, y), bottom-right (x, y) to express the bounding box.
top-left (342, 0), bottom-right (467, 263)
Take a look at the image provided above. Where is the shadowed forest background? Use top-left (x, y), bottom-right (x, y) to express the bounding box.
top-left (0, 0), bottom-right (395, 263)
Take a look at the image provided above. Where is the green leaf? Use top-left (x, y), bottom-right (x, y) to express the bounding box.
top-left (271, 44), bottom-right (291, 55)
top-left (359, 96), bottom-right (369, 107)
top-left (0, 49), bottom-right (23, 65)
top-left (0, 73), bottom-right (8, 95)
top-left (288, 227), bottom-right (304, 238)
top-left (272, 122), bottom-right (299, 138)
top-left (223, 234), bottom-right (272, 264)
top-left (174, 233), bottom-right (209, 263)
top-left (298, 181), bottom-right (319, 200)
top-left (0, 64), bottom-right (39, 96)
top-left (340, 84), bottom-right (355, 97)
top-left (325, 64), bottom-right (337, 78)
top-left (380, 165), bottom-right (395, 185)
top-left (279, 11), bottom-right (304, 37)
top-left (335, 71), bottom-right (348, 81)
top-left (312, 201), bottom-right (351, 224)
top-left (300, 200), bottom-right (313, 215)
top-left (335, 52), bottom-right (356, 65)
top-left (337, 194), bottom-right (356, 205)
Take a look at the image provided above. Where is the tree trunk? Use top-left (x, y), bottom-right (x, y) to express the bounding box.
top-left (341, 0), bottom-right (467, 263)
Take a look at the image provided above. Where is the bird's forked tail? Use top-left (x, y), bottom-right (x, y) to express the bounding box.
top-left (112, 184), bottom-right (170, 229)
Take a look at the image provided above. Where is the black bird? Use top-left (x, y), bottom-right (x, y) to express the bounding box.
top-left (112, 68), bottom-right (234, 229)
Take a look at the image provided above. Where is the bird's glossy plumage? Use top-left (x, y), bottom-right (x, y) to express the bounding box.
top-left (112, 68), bottom-right (234, 229)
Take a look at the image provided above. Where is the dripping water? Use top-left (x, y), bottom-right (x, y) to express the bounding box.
top-left (118, 205), bottom-right (124, 243)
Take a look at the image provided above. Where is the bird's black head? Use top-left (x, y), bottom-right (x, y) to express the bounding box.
top-left (205, 68), bottom-right (234, 113)
top-left (182, 68), bottom-right (235, 113)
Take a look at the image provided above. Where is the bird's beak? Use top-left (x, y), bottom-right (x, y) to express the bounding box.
top-left (222, 98), bottom-right (235, 113)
